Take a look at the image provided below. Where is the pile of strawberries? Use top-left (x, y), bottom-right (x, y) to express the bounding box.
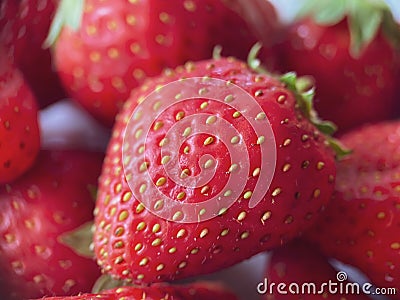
top-left (1, 0), bottom-right (400, 299)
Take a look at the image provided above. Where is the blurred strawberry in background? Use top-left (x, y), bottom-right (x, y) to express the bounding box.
top-left (2, 1), bottom-right (400, 299)
top-left (31, 281), bottom-right (240, 300)
top-left (0, 150), bottom-right (104, 299)
top-left (266, 0), bottom-right (400, 134)
top-left (262, 239), bottom-right (370, 299)
top-left (306, 121), bottom-right (400, 300)
top-left (47, 0), bottom-right (280, 126)
top-left (0, 0), bottom-right (67, 108)
top-left (0, 47), bottom-right (40, 184)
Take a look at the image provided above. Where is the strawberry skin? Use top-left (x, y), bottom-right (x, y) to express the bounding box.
top-left (306, 121), bottom-right (400, 299)
top-left (263, 239), bottom-right (370, 299)
top-left (52, 0), bottom-right (261, 126)
top-left (94, 57), bottom-right (337, 284)
top-left (271, 14), bottom-right (400, 133)
top-left (0, 0), bottom-right (66, 107)
top-left (0, 54), bottom-right (40, 184)
top-left (31, 281), bottom-right (239, 300)
top-left (0, 150), bottom-right (104, 299)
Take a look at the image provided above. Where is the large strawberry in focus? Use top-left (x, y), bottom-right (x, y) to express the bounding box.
top-left (33, 281), bottom-right (238, 300)
top-left (306, 121), bottom-right (400, 299)
top-left (0, 50), bottom-right (40, 184)
top-left (262, 239), bottom-right (370, 299)
top-left (0, 150), bottom-right (104, 299)
top-left (269, 0), bottom-right (400, 133)
top-left (0, 0), bottom-right (66, 107)
top-left (47, 0), bottom-right (272, 126)
top-left (93, 55), bottom-right (338, 284)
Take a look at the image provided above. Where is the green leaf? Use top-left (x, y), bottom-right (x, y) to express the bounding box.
top-left (314, 120), bottom-right (337, 137)
top-left (313, 0), bottom-right (348, 25)
top-left (348, 0), bottom-right (383, 57)
top-left (87, 184), bottom-right (98, 202)
top-left (247, 42), bottom-right (264, 71)
top-left (328, 139), bottom-right (353, 160)
top-left (280, 72), bottom-right (350, 157)
top-left (296, 0), bottom-right (347, 25)
top-left (244, 44), bottom-right (349, 158)
top-left (92, 274), bottom-right (131, 294)
top-left (43, 0), bottom-right (85, 48)
top-left (58, 221), bottom-right (94, 259)
top-left (295, 0), bottom-right (398, 58)
top-left (381, 9), bottom-right (400, 50)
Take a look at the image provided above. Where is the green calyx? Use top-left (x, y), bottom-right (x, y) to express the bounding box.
top-left (280, 73), bottom-right (336, 135)
top-left (43, 0), bottom-right (85, 48)
top-left (280, 72), bottom-right (350, 159)
top-left (92, 274), bottom-right (131, 293)
top-left (296, 0), bottom-right (400, 57)
top-left (247, 42), bottom-right (272, 75)
top-left (58, 221), bottom-right (94, 259)
top-left (246, 43), bottom-right (350, 158)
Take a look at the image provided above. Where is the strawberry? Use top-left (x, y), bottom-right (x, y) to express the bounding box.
top-left (47, 0), bottom-right (270, 126)
top-left (93, 55), bottom-right (338, 284)
top-left (268, 0), bottom-right (400, 133)
top-left (31, 281), bottom-right (239, 300)
top-left (0, 149), bottom-right (104, 299)
top-left (223, 0), bottom-right (282, 47)
top-left (0, 50), bottom-right (40, 184)
top-left (261, 239), bottom-right (370, 299)
top-left (0, 0), bottom-right (66, 107)
top-left (306, 121), bottom-right (400, 299)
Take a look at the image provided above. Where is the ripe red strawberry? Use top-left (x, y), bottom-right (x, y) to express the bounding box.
top-left (32, 281), bottom-right (238, 300)
top-left (0, 50), bottom-right (40, 184)
top-left (268, 0), bottom-right (400, 133)
top-left (0, 150), bottom-right (104, 299)
top-left (262, 239), bottom-right (370, 299)
top-left (223, 0), bottom-right (282, 46)
top-left (47, 0), bottom-right (271, 126)
top-left (93, 56), bottom-right (338, 284)
top-left (0, 0), bottom-right (66, 107)
top-left (306, 121), bottom-right (400, 299)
